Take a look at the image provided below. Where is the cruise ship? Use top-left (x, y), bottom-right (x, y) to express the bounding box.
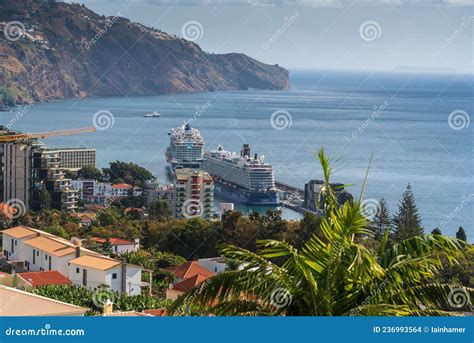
top-left (202, 144), bottom-right (279, 205)
top-left (166, 123), bottom-right (204, 169)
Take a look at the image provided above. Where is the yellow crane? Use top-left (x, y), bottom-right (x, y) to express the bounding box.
top-left (0, 127), bottom-right (96, 142)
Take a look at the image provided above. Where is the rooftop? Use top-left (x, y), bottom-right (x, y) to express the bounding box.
top-left (24, 236), bottom-right (76, 257)
top-left (68, 255), bottom-right (121, 271)
top-left (18, 270), bottom-right (71, 286)
top-left (166, 261), bottom-right (215, 280)
top-left (91, 237), bottom-right (134, 246)
top-left (1, 226), bottom-right (36, 239)
top-left (111, 183), bottom-right (133, 189)
top-left (171, 273), bottom-right (209, 293)
top-left (0, 285), bottom-right (87, 316)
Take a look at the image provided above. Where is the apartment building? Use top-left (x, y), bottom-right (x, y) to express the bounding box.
top-left (1, 226), bottom-right (142, 295)
top-left (2, 142), bottom-right (78, 212)
top-left (52, 148), bottom-right (96, 171)
top-left (172, 168), bottom-right (214, 219)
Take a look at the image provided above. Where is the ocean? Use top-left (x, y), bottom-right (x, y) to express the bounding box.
top-left (2, 70), bottom-right (472, 240)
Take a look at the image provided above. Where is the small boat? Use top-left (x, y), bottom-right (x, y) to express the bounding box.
top-left (144, 111), bottom-right (161, 118)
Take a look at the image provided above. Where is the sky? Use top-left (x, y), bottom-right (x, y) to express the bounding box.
top-left (68, 0), bottom-right (473, 73)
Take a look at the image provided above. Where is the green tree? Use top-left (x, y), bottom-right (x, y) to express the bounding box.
top-left (97, 206), bottom-right (122, 226)
top-left (392, 184), bottom-right (423, 242)
top-left (102, 238), bottom-right (113, 255)
top-left (148, 200), bottom-right (172, 220)
top-left (456, 227), bottom-right (467, 242)
top-left (103, 161), bottom-right (155, 186)
top-left (370, 198), bottom-right (390, 241)
top-left (171, 148), bottom-right (472, 316)
top-left (431, 228), bottom-right (442, 235)
top-left (77, 165), bottom-right (102, 180)
top-left (39, 188), bottom-right (51, 211)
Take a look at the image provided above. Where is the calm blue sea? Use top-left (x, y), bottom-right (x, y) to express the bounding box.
top-left (2, 70), bottom-right (473, 240)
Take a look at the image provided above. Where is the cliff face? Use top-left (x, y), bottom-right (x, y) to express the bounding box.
top-left (0, 0), bottom-right (289, 107)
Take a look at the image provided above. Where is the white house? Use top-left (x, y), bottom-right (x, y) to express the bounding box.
top-left (91, 237), bottom-right (139, 254)
top-left (197, 257), bottom-right (229, 274)
top-left (1, 226), bottom-right (143, 294)
top-left (68, 255), bottom-right (142, 295)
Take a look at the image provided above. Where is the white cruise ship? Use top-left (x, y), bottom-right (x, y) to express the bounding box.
top-left (202, 144), bottom-right (279, 205)
top-left (166, 123), bottom-right (204, 169)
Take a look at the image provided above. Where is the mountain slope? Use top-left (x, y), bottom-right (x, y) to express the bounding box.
top-left (0, 0), bottom-right (289, 107)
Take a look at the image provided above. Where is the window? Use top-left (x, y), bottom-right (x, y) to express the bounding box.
top-left (14, 240), bottom-right (17, 246)
top-left (45, 255), bottom-right (48, 260)
top-left (76, 268), bottom-right (80, 274)
top-left (112, 273), bottom-right (117, 279)
top-left (37, 251), bottom-right (39, 256)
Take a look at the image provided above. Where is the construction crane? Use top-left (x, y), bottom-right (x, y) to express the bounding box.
top-left (0, 127), bottom-right (96, 142)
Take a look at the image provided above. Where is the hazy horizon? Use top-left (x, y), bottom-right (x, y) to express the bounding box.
top-left (67, 0), bottom-right (473, 74)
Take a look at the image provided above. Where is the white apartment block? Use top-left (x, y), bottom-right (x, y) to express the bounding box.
top-left (52, 148), bottom-right (96, 171)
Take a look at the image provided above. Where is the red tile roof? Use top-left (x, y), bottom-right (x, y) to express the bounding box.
top-left (18, 271), bottom-right (71, 287)
top-left (171, 273), bottom-right (209, 293)
top-left (112, 183), bottom-right (133, 189)
top-left (166, 261), bottom-right (215, 280)
top-left (143, 309), bottom-right (168, 316)
top-left (91, 237), bottom-right (134, 246)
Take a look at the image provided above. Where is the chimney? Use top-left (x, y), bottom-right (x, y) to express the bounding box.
top-left (103, 299), bottom-right (113, 316)
top-left (121, 260), bottom-right (127, 294)
top-left (254, 153), bottom-right (257, 160)
top-left (75, 246), bottom-right (80, 258)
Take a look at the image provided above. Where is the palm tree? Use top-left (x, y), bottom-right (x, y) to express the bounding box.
top-left (170, 148), bottom-right (472, 316)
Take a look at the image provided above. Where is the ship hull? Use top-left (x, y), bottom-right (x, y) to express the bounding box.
top-left (214, 180), bottom-right (279, 205)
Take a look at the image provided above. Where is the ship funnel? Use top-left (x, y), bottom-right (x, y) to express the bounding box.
top-left (240, 144), bottom-right (251, 158)
top-left (254, 153), bottom-right (257, 160)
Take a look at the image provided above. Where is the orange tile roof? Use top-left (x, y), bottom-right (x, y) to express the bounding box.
top-left (166, 261), bottom-right (215, 280)
top-left (112, 183), bottom-right (133, 189)
top-left (24, 236), bottom-right (76, 257)
top-left (171, 273), bottom-right (210, 293)
top-left (143, 309), bottom-right (168, 316)
top-left (18, 271), bottom-right (71, 286)
top-left (1, 226), bottom-right (36, 239)
top-left (91, 237), bottom-right (134, 245)
top-left (68, 255), bottom-right (121, 271)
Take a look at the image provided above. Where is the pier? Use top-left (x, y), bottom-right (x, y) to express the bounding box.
top-left (275, 180), bottom-right (316, 215)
